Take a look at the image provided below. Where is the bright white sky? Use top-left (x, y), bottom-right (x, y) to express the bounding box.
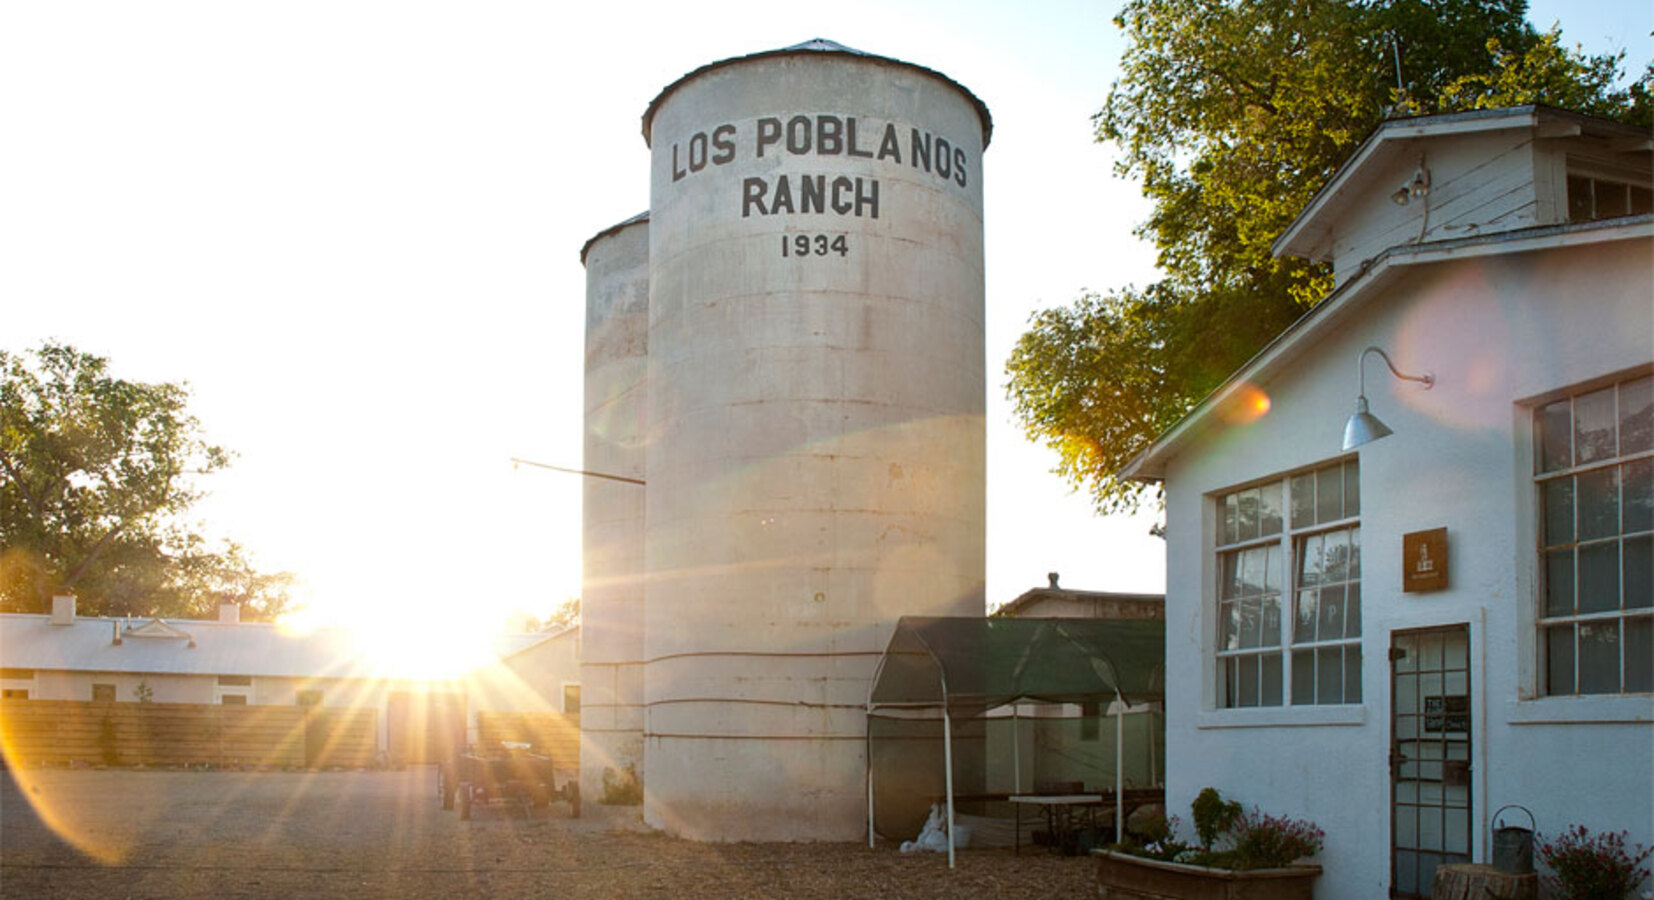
top-left (3, 1), bottom-right (1649, 634)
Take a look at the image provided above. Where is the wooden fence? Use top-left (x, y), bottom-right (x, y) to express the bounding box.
top-left (476, 711), bottom-right (579, 770)
top-left (0, 700), bottom-right (378, 769)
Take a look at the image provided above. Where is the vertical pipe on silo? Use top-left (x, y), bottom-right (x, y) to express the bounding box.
top-left (579, 212), bottom-right (650, 810)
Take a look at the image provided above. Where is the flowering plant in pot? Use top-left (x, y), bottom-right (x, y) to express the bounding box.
top-left (1537, 825), bottom-right (1652, 900)
top-left (1096, 787), bottom-right (1324, 900)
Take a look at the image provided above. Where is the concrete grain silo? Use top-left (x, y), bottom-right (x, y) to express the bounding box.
top-left (640, 40), bottom-right (990, 841)
top-left (579, 212), bottom-right (650, 808)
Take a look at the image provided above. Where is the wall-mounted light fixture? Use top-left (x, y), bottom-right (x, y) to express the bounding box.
top-left (1390, 155), bottom-right (1432, 206)
top-left (1343, 346), bottom-right (1434, 450)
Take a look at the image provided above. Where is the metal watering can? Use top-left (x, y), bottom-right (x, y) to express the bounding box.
top-left (1491, 805), bottom-right (1535, 875)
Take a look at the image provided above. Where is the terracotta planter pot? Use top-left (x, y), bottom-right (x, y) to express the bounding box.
top-left (1094, 849), bottom-right (1322, 900)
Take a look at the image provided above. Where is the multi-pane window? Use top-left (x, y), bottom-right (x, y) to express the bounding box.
top-left (1536, 373), bottom-right (1653, 695)
top-left (1217, 459), bottom-right (1362, 708)
top-left (1567, 174), bottom-right (1654, 222)
top-left (92, 683), bottom-right (116, 702)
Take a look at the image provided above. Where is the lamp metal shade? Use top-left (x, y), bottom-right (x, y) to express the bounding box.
top-left (1343, 395), bottom-right (1393, 450)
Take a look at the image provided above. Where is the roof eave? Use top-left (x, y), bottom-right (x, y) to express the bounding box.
top-left (1126, 216), bottom-right (1654, 482)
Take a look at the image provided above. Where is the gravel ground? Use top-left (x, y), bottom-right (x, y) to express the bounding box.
top-left (0, 767), bottom-right (1095, 899)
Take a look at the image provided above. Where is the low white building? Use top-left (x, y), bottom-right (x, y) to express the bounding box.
top-left (1124, 106), bottom-right (1651, 898)
top-left (0, 595), bottom-right (580, 763)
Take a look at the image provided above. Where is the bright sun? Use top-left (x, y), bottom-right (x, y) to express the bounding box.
top-left (277, 605), bottom-right (502, 682)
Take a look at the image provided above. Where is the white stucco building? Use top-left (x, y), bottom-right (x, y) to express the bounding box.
top-left (1124, 106), bottom-right (1651, 899)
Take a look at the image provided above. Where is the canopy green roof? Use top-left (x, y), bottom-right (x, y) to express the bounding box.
top-left (868, 616), bottom-right (1165, 711)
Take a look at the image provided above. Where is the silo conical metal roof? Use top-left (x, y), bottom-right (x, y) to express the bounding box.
top-left (579, 210), bottom-right (650, 265)
top-left (641, 38), bottom-right (992, 150)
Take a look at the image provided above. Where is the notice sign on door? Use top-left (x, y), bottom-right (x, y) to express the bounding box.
top-left (1403, 528), bottom-right (1449, 593)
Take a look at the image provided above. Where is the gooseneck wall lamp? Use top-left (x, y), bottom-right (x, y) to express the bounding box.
top-left (1343, 346), bottom-right (1434, 451)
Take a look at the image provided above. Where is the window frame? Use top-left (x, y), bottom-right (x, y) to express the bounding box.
top-left (1213, 458), bottom-right (1364, 711)
top-left (1532, 371), bottom-right (1653, 698)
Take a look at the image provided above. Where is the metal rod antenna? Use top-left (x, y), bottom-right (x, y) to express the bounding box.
top-left (1391, 35), bottom-right (1404, 96)
top-left (510, 457), bottom-right (646, 485)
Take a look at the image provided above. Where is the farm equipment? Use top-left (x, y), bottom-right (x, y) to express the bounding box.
top-left (439, 742), bottom-right (579, 820)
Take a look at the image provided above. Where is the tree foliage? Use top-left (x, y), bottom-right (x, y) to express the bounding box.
top-left (0, 342), bottom-right (292, 619)
top-left (1007, 0), bottom-right (1651, 512)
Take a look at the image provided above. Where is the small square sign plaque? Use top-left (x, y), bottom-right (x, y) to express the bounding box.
top-left (1403, 527), bottom-right (1448, 593)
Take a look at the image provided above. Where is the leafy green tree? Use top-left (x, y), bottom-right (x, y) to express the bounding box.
top-left (0, 342), bottom-right (291, 619)
top-left (1008, 0), bottom-right (1650, 512)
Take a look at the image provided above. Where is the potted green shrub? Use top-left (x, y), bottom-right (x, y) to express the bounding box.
top-left (1095, 787), bottom-right (1324, 900)
top-left (1537, 825), bottom-right (1652, 900)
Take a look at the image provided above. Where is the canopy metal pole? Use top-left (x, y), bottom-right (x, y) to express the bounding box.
top-left (943, 704), bottom-right (956, 869)
top-left (1114, 689), bottom-right (1126, 841)
top-left (1011, 703), bottom-right (1021, 794)
top-left (1149, 705), bottom-right (1159, 786)
top-left (866, 703), bottom-right (875, 848)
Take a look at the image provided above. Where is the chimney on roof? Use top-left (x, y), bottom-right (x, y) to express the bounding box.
top-left (50, 593), bottom-right (77, 625)
top-left (112, 620), bottom-right (123, 645)
top-left (1047, 572), bottom-right (1060, 589)
top-left (218, 601), bottom-right (241, 624)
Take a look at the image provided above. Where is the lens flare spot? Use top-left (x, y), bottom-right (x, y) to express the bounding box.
top-left (1218, 383), bottom-right (1272, 425)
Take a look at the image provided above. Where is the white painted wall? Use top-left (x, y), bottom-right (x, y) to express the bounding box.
top-left (1160, 237), bottom-right (1652, 898)
top-left (1331, 130), bottom-right (1543, 285)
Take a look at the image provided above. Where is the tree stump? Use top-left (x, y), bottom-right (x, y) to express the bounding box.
top-left (1431, 863), bottom-right (1537, 900)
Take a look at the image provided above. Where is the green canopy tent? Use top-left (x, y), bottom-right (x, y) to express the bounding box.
top-left (865, 616), bottom-right (1165, 866)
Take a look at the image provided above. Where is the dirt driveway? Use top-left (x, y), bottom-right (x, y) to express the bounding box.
top-left (1, 767), bottom-right (1093, 899)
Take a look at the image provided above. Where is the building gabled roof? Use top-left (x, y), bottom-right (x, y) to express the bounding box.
top-left (1122, 214), bottom-right (1653, 482)
top-left (993, 586), bottom-right (1162, 619)
top-left (640, 38), bottom-right (992, 150)
top-left (1273, 105), bottom-right (1652, 263)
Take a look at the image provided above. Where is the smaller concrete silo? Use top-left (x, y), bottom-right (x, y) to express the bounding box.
top-left (579, 212), bottom-right (650, 808)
